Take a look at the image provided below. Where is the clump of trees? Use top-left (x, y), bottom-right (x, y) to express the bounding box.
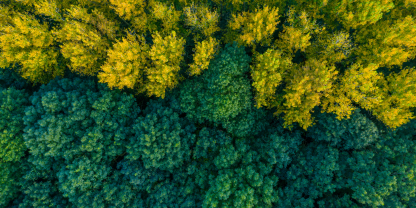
top-left (1, 0), bottom-right (416, 207)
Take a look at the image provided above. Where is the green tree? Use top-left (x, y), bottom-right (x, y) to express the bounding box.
top-left (179, 41), bottom-right (269, 138)
top-left (0, 87), bottom-right (30, 207)
top-left (126, 98), bottom-right (197, 172)
top-left (22, 77), bottom-right (142, 207)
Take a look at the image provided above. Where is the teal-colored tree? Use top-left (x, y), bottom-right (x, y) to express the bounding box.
top-left (15, 161), bottom-right (71, 208)
top-left (0, 67), bottom-right (29, 90)
top-left (126, 97), bottom-right (197, 172)
top-left (189, 125), bottom-right (303, 208)
top-left (179, 41), bottom-right (269, 138)
top-left (0, 87), bottom-right (30, 207)
top-left (117, 158), bottom-right (201, 207)
top-left (276, 143), bottom-right (341, 208)
top-left (335, 119), bottom-right (416, 207)
top-left (22, 77), bottom-right (142, 207)
top-left (306, 108), bottom-right (380, 150)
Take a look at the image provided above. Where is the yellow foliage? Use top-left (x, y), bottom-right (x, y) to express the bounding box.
top-left (52, 5), bottom-right (117, 75)
top-left (98, 32), bottom-right (150, 92)
top-left (371, 67), bottom-right (416, 129)
top-left (274, 7), bottom-right (324, 56)
top-left (342, 63), bottom-right (384, 110)
top-left (148, 0), bottom-right (182, 37)
top-left (307, 30), bottom-right (353, 65)
top-left (145, 30), bottom-right (186, 98)
top-left (188, 37), bottom-right (220, 76)
top-left (354, 16), bottom-right (416, 68)
top-left (33, 0), bottom-right (64, 21)
top-left (326, 0), bottom-right (394, 30)
top-left (322, 63), bottom-right (383, 120)
top-left (275, 59), bottom-right (338, 130)
top-left (387, 0), bottom-right (416, 20)
top-left (210, 0), bottom-right (247, 13)
top-left (0, 12), bottom-right (63, 84)
top-left (183, 2), bottom-right (220, 40)
top-left (250, 48), bottom-right (292, 109)
top-left (108, 0), bottom-right (149, 34)
top-left (226, 5), bottom-right (279, 50)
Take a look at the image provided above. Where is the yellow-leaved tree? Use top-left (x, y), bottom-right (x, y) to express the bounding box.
top-left (274, 6), bottom-right (325, 57)
top-left (323, 63), bottom-right (416, 130)
top-left (145, 30), bottom-right (186, 98)
top-left (97, 31), bottom-right (150, 93)
top-left (275, 59), bottom-right (338, 130)
top-left (323, 0), bottom-right (395, 30)
top-left (306, 30), bottom-right (354, 65)
top-left (188, 37), bottom-right (220, 76)
top-left (183, 2), bottom-right (221, 76)
top-left (183, 1), bottom-right (221, 41)
top-left (147, 0), bottom-right (186, 37)
top-left (387, 0), bottom-right (416, 20)
top-left (322, 63), bottom-right (384, 121)
top-left (371, 67), bottom-right (416, 129)
top-left (225, 5), bottom-right (280, 52)
top-left (52, 4), bottom-right (119, 76)
top-left (0, 7), bottom-right (64, 84)
top-left (108, 0), bottom-right (149, 35)
top-left (353, 15), bottom-right (416, 69)
top-left (250, 47), bottom-right (292, 109)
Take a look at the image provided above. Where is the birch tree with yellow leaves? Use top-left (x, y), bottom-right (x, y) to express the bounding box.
top-left (225, 5), bottom-right (280, 52)
top-left (183, 2), bottom-right (221, 76)
top-left (52, 4), bottom-right (119, 76)
top-left (145, 30), bottom-right (186, 98)
top-left (108, 0), bottom-right (150, 35)
top-left (97, 31), bottom-right (150, 93)
top-left (353, 15), bottom-right (416, 69)
top-left (275, 59), bottom-right (339, 130)
top-left (0, 6), bottom-right (64, 84)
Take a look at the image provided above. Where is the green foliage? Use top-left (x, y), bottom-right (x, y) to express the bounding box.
top-left (276, 142), bottom-right (341, 208)
top-left (0, 67), bottom-right (29, 90)
top-left (22, 77), bottom-right (142, 207)
top-left (126, 98), bottom-right (197, 172)
top-left (307, 108), bottom-right (380, 150)
top-left (0, 87), bottom-right (30, 207)
top-left (1, 0), bottom-right (416, 207)
top-left (0, 87), bottom-right (29, 163)
top-left (179, 41), bottom-right (269, 138)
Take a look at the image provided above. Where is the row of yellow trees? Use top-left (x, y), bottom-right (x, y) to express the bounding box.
top-left (1, 0), bottom-right (416, 130)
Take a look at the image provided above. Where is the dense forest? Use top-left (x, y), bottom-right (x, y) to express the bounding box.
top-left (1, 0), bottom-right (416, 207)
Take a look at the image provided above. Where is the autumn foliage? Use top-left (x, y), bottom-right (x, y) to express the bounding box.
top-left (1, 1), bottom-right (416, 206)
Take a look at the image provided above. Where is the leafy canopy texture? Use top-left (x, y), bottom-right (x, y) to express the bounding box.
top-left (1, 0), bottom-right (416, 207)
top-left (179, 41), bottom-right (269, 138)
top-left (22, 77), bottom-right (142, 207)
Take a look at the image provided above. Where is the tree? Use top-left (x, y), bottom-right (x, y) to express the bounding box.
top-left (0, 8), bottom-right (65, 84)
top-left (0, 87), bottom-right (30, 207)
top-left (108, 0), bottom-right (149, 35)
top-left (179, 41), bottom-right (269, 137)
top-left (22, 77), bottom-right (142, 207)
top-left (250, 47), bottom-right (292, 109)
top-left (323, 0), bottom-right (395, 30)
top-left (225, 5), bottom-right (280, 52)
top-left (126, 98), bottom-right (197, 172)
top-left (145, 30), bottom-right (186, 98)
top-left (274, 58), bottom-right (339, 130)
top-left (183, 2), bottom-right (221, 41)
top-left (52, 4), bottom-right (119, 76)
top-left (353, 15), bottom-right (416, 69)
top-left (97, 32), bottom-right (150, 93)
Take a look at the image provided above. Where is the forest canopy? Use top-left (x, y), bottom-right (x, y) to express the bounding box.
top-left (1, 0), bottom-right (416, 207)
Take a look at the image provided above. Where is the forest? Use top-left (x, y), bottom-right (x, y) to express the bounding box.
top-left (1, 0), bottom-right (416, 207)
